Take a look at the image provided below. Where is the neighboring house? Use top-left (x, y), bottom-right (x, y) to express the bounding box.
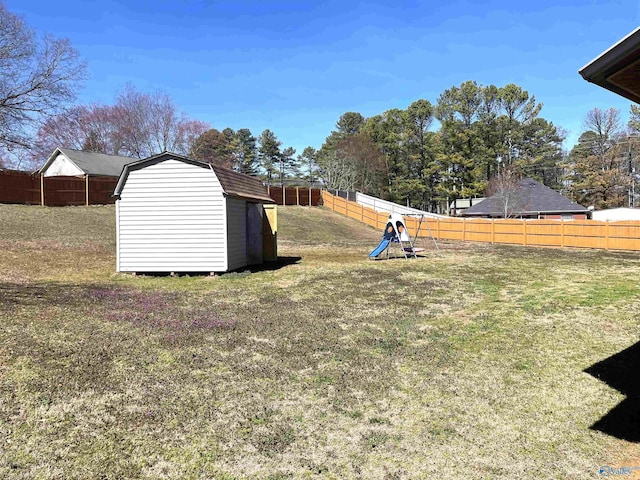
top-left (39, 147), bottom-right (135, 178)
top-left (449, 197), bottom-right (486, 216)
top-left (592, 207), bottom-right (640, 222)
top-left (113, 151), bottom-right (276, 274)
top-left (38, 147), bottom-right (135, 205)
top-left (460, 178), bottom-right (590, 219)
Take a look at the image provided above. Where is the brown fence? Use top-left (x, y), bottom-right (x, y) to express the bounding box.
top-left (322, 190), bottom-right (640, 253)
top-left (0, 170), bottom-right (40, 204)
top-left (267, 186), bottom-right (322, 206)
top-left (0, 170), bottom-right (118, 206)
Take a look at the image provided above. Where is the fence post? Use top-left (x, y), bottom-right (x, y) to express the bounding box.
top-left (523, 220), bottom-right (527, 246)
top-left (561, 221), bottom-right (564, 248)
top-left (462, 219), bottom-right (466, 242)
top-left (85, 175), bottom-right (89, 206)
top-left (605, 222), bottom-right (610, 250)
top-left (40, 174), bottom-right (45, 206)
top-left (491, 219), bottom-right (495, 244)
top-left (296, 187), bottom-right (300, 206)
top-left (360, 204), bottom-right (364, 222)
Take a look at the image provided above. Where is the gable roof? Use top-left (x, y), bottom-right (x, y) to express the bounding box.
top-left (461, 178), bottom-right (589, 217)
top-left (113, 152), bottom-right (274, 203)
top-left (39, 147), bottom-right (136, 177)
top-left (579, 27), bottom-right (640, 104)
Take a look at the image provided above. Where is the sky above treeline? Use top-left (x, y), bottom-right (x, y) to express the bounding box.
top-left (10, 0), bottom-right (640, 155)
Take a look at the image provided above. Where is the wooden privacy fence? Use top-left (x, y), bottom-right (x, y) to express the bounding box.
top-left (322, 190), bottom-right (640, 253)
top-left (0, 170), bottom-right (118, 206)
top-left (0, 170), bottom-right (40, 204)
top-left (267, 186), bottom-right (322, 206)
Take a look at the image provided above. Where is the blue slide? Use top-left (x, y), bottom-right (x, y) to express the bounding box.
top-left (369, 238), bottom-right (391, 258)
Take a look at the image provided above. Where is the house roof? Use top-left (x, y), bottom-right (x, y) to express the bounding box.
top-left (579, 27), bottom-right (640, 103)
top-left (113, 152), bottom-right (274, 203)
top-left (39, 147), bottom-right (136, 177)
top-left (461, 178), bottom-right (589, 217)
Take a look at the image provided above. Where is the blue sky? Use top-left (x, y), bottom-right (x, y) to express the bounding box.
top-left (10, 0), bottom-right (640, 155)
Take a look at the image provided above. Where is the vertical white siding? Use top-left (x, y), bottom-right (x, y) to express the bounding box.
top-left (226, 197), bottom-right (247, 271)
top-left (117, 159), bottom-right (227, 272)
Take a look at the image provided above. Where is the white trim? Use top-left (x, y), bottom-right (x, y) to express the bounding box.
top-left (116, 199), bottom-right (121, 272)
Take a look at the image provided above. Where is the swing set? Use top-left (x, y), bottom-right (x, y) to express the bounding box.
top-left (368, 213), bottom-right (440, 260)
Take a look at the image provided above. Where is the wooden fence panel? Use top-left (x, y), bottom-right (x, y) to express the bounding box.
top-left (297, 187), bottom-right (310, 206)
top-left (267, 187), bottom-right (283, 205)
top-left (284, 188), bottom-right (298, 205)
top-left (266, 186), bottom-right (322, 206)
top-left (43, 177), bottom-right (85, 206)
top-left (311, 189), bottom-right (322, 206)
top-left (89, 177), bottom-right (118, 204)
top-left (1, 171), bottom-right (118, 206)
top-left (320, 190), bottom-right (640, 253)
top-left (0, 170), bottom-right (40, 204)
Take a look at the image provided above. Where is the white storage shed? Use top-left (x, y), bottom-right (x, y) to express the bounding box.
top-left (113, 152), bottom-right (276, 274)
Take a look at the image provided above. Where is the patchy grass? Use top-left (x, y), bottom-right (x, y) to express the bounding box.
top-left (0, 203), bottom-right (639, 479)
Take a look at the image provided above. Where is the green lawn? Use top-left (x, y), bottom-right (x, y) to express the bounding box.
top-left (0, 204), bottom-right (639, 479)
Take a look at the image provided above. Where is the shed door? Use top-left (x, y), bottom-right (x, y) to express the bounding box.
top-left (246, 203), bottom-right (263, 265)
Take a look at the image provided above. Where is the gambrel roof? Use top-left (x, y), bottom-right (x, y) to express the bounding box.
top-left (461, 178), bottom-right (589, 217)
top-left (39, 147), bottom-right (136, 177)
top-left (113, 151), bottom-right (274, 203)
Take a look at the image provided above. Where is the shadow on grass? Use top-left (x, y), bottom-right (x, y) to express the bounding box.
top-left (0, 282), bottom-right (82, 307)
top-left (584, 341), bottom-right (640, 443)
top-left (128, 256), bottom-right (302, 277)
top-left (240, 255), bottom-right (302, 273)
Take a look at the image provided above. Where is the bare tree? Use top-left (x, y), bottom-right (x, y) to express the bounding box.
top-left (30, 104), bottom-right (120, 165)
top-left (113, 85), bottom-right (208, 158)
top-left (30, 86), bottom-right (209, 167)
top-left (584, 107), bottom-right (621, 171)
top-left (0, 3), bottom-right (87, 153)
top-left (487, 168), bottom-right (525, 218)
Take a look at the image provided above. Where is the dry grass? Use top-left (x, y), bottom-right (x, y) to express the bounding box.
top-left (0, 204), bottom-right (639, 479)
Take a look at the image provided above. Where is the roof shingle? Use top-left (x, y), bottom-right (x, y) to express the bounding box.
top-left (461, 178), bottom-right (589, 217)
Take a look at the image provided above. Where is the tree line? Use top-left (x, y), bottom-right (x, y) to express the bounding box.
top-left (315, 82), bottom-right (566, 213)
top-left (315, 84), bottom-right (640, 212)
top-left (1, 2), bottom-right (638, 210)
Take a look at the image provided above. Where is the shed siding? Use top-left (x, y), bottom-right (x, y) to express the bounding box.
top-left (226, 197), bottom-right (248, 271)
top-left (117, 160), bottom-right (227, 272)
top-left (246, 203), bottom-right (263, 265)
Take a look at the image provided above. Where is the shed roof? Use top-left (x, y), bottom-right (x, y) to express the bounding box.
top-left (113, 152), bottom-right (274, 203)
top-left (461, 178), bottom-right (589, 217)
top-left (579, 27), bottom-right (640, 103)
top-left (39, 147), bottom-right (136, 177)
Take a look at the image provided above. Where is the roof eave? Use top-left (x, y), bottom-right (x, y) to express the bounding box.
top-left (579, 27), bottom-right (640, 104)
top-left (223, 192), bottom-right (276, 204)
